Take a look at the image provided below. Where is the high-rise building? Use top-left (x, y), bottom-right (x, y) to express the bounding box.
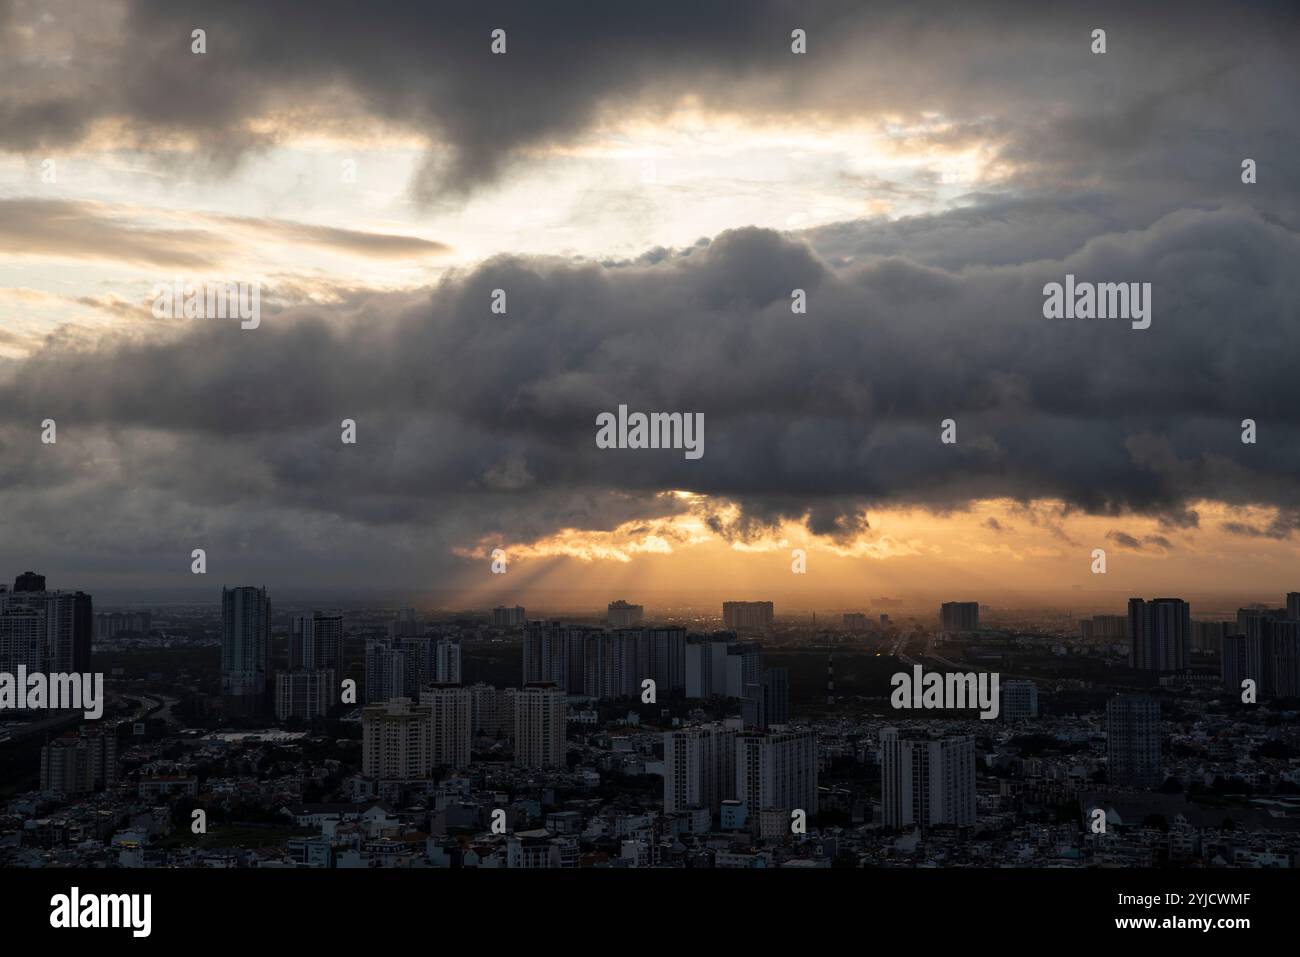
top-left (743, 667), bottom-right (790, 729)
top-left (842, 612), bottom-right (869, 632)
top-left (365, 637), bottom-right (420, 703)
top-left (1000, 679), bottom-right (1039, 721)
top-left (493, 605), bottom-right (526, 628)
top-left (0, 604), bottom-right (45, 673)
top-left (522, 620), bottom-right (575, 689)
top-left (0, 580), bottom-right (93, 673)
top-left (735, 728), bottom-right (818, 827)
top-left (1191, 619), bottom-right (1230, 653)
top-left (40, 730), bottom-right (116, 797)
top-left (1270, 619), bottom-right (1300, 698)
top-left (583, 632), bottom-right (622, 700)
top-left (722, 601), bottom-right (774, 633)
top-left (607, 600), bottom-right (644, 629)
top-left (879, 730), bottom-right (976, 829)
top-left (1128, 598), bottom-right (1191, 673)
top-left (1106, 694), bottom-right (1161, 788)
top-left (420, 685), bottom-right (473, 769)
top-left (686, 635), bottom-right (762, 698)
top-left (1287, 592), bottom-right (1300, 621)
top-left (664, 722), bottom-right (738, 815)
top-left (221, 586), bottom-right (271, 718)
top-left (512, 684), bottom-right (568, 769)
top-left (275, 669), bottom-right (335, 721)
top-left (434, 638), bottom-right (462, 685)
top-left (1221, 633), bottom-right (1262, 695)
top-left (764, 667), bottom-right (790, 726)
top-left (726, 642), bottom-right (762, 699)
top-left (469, 683), bottom-right (514, 737)
top-left (291, 612), bottom-right (343, 672)
top-left (940, 602), bottom-right (980, 635)
top-left (362, 698), bottom-right (433, 781)
top-left (524, 622), bottom-right (684, 699)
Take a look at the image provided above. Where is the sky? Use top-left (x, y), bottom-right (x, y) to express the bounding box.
top-left (1, 0), bottom-right (1298, 612)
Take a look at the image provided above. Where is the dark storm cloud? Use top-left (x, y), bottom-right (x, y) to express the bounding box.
top-left (1, 1), bottom-right (1295, 200)
top-left (2, 201), bottom-right (1299, 575)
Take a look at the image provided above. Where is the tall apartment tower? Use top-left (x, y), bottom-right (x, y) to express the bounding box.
top-left (493, 605), bottom-right (526, 628)
top-left (40, 730), bottom-right (117, 797)
top-left (1221, 633), bottom-right (1263, 695)
top-left (722, 601), bottom-right (774, 633)
top-left (734, 728), bottom-right (818, 823)
top-left (1287, 592), bottom-right (1300, 621)
top-left (1271, 619), bottom-right (1300, 698)
top-left (940, 602), bottom-right (980, 635)
top-left (361, 698), bottom-right (433, 781)
top-left (513, 684), bottom-right (568, 769)
top-left (291, 612), bottom-right (343, 672)
top-left (275, 670), bottom-right (334, 721)
top-left (1106, 694), bottom-right (1161, 788)
top-left (1128, 598), bottom-right (1191, 673)
top-left (221, 586), bottom-right (272, 718)
top-left (420, 685), bottom-right (473, 769)
top-left (663, 722), bottom-right (739, 815)
top-left (879, 730), bottom-right (976, 829)
top-left (0, 604), bottom-right (46, 673)
top-left (434, 639), bottom-right (462, 684)
top-left (522, 620), bottom-right (573, 689)
top-left (0, 578), bottom-right (93, 673)
top-left (607, 600), bottom-right (644, 629)
top-left (469, 683), bottom-right (514, 737)
top-left (281, 611), bottom-right (342, 719)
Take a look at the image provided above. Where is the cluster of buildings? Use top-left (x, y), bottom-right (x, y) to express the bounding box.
top-left (3, 580), bottom-right (1299, 869)
top-left (663, 721), bottom-right (818, 839)
top-left (0, 571), bottom-right (93, 675)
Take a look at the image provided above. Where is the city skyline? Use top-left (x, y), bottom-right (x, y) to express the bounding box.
top-left (0, 2), bottom-right (1296, 926)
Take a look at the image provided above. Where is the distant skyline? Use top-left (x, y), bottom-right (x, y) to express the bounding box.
top-left (2, 2), bottom-right (1298, 604)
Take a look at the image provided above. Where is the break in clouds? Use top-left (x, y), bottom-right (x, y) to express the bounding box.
top-left (0, 0), bottom-right (1298, 584)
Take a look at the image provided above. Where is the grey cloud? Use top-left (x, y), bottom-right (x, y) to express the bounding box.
top-left (0, 1), bottom-right (1294, 202)
top-left (1, 200), bottom-right (1298, 586)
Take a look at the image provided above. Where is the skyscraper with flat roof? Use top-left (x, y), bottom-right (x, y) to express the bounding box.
top-left (513, 684), bottom-right (567, 769)
top-left (222, 586), bottom-right (272, 718)
top-left (1128, 598), bottom-right (1191, 673)
top-left (879, 730), bottom-right (976, 828)
top-left (723, 601), bottom-right (773, 632)
top-left (940, 602), bottom-right (980, 635)
top-left (1107, 694), bottom-right (1161, 788)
